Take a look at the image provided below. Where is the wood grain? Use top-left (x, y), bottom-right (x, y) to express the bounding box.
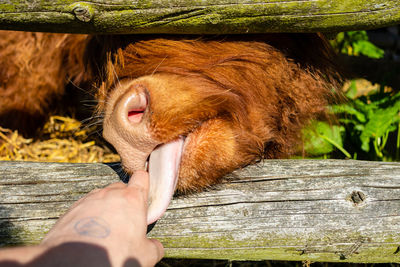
top-left (0, 160), bottom-right (399, 262)
top-left (0, 0), bottom-right (399, 34)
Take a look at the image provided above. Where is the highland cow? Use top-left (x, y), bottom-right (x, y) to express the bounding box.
top-left (0, 32), bottom-right (340, 223)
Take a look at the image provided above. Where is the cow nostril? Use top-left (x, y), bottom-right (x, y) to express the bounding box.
top-left (128, 109), bottom-right (145, 123)
top-left (125, 92), bottom-right (148, 124)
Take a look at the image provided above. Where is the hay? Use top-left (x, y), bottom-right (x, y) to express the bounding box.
top-left (0, 116), bottom-right (120, 163)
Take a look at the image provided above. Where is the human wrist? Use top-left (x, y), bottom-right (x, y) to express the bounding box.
top-left (0, 245), bottom-right (46, 265)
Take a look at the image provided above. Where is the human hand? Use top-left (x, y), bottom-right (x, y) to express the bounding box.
top-left (41, 170), bottom-right (164, 267)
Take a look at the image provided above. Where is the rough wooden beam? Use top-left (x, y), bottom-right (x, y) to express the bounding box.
top-left (0, 1), bottom-right (399, 34)
top-left (1, 160), bottom-right (399, 263)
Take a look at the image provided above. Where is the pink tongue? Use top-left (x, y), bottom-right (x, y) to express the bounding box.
top-left (147, 137), bottom-right (184, 224)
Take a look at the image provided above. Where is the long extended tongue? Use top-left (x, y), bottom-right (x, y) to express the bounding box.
top-left (147, 137), bottom-right (184, 225)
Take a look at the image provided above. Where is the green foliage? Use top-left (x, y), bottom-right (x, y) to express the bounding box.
top-left (331, 31), bottom-right (385, 59)
top-left (303, 82), bottom-right (400, 161)
top-left (303, 121), bottom-right (348, 157)
top-left (303, 31), bottom-right (399, 161)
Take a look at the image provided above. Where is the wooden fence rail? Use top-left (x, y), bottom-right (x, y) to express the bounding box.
top-left (0, 0), bottom-right (399, 34)
top-left (1, 160), bottom-right (399, 263)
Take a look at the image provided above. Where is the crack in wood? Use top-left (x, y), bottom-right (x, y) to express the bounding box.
top-left (360, 185), bottom-right (400, 189)
top-left (144, 8), bottom-right (207, 25)
top-left (281, 6), bottom-right (399, 17)
top-left (369, 199), bottom-right (400, 202)
top-left (0, 216), bottom-right (59, 222)
top-left (156, 8), bottom-right (205, 19)
top-left (167, 198), bottom-right (338, 211)
top-left (299, 247), bottom-right (335, 255)
top-left (339, 238), bottom-right (365, 260)
top-left (0, 179), bottom-right (102, 185)
top-left (0, 200), bottom-right (74, 205)
top-left (4, 193), bottom-right (81, 197)
top-left (227, 173), bottom-right (362, 183)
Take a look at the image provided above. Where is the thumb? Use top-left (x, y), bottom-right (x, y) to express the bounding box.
top-left (128, 170), bottom-right (150, 191)
top-left (148, 238), bottom-right (165, 263)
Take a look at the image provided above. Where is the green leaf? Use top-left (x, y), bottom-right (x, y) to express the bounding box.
top-left (345, 80), bottom-right (358, 99)
top-left (333, 31), bottom-right (385, 59)
top-left (354, 124), bottom-right (365, 131)
top-left (331, 104), bottom-right (366, 123)
top-left (303, 121), bottom-right (346, 156)
top-left (353, 40), bottom-right (385, 59)
top-left (359, 106), bottom-right (400, 152)
top-left (360, 135), bottom-right (371, 152)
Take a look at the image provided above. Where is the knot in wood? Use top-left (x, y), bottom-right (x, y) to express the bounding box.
top-left (349, 190), bottom-right (366, 205)
top-left (72, 5), bottom-right (93, 22)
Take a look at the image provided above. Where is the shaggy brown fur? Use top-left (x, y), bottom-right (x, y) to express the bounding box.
top-left (0, 31), bottom-right (91, 135)
top-left (0, 32), bottom-right (340, 191)
top-left (92, 34), bottom-right (341, 191)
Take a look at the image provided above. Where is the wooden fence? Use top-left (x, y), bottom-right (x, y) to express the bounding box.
top-left (1, 160), bottom-right (400, 263)
top-left (0, 0), bottom-right (399, 34)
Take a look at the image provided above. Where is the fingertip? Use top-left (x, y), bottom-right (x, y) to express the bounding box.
top-left (134, 170), bottom-right (149, 177)
top-left (149, 238), bottom-right (165, 262)
top-left (128, 170), bottom-right (150, 189)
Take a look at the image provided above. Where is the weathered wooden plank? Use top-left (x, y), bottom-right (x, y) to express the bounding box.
top-left (0, 0), bottom-right (399, 34)
top-left (0, 162), bottom-right (121, 246)
top-left (0, 160), bottom-right (400, 263)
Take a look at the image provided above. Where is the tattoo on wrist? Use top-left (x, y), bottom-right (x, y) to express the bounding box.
top-left (74, 217), bottom-right (110, 238)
